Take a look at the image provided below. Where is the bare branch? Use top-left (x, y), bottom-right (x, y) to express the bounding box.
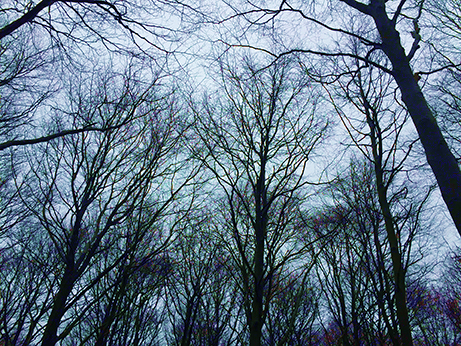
top-left (223, 42), bottom-right (393, 75)
top-left (0, 125), bottom-right (112, 151)
top-left (339, 0), bottom-right (371, 15)
top-left (0, 0), bottom-right (122, 40)
top-left (281, 4), bottom-right (378, 47)
top-left (0, 0), bottom-right (56, 40)
top-left (391, 0), bottom-right (408, 24)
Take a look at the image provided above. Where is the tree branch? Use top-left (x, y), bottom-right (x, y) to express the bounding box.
top-left (223, 42), bottom-right (392, 75)
top-left (339, 0), bottom-right (371, 15)
top-left (0, 125), bottom-right (111, 151)
top-left (407, 36), bottom-right (420, 62)
top-left (280, 6), bottom-right (378, 47)
top-left (391, 0), bottom-right (408, 24)
top-left (0, 0), bottom-right (56, 39)
top-left (0, 0), bottom-right (123, 40)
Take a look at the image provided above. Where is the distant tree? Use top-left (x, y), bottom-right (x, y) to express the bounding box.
top-left (313, 158), bottom-right (433, 346)
top-left (0, 20), bottom-right (58, 150)
top-left (410, 248), bottom-right (461, 345)
top-left (313, 162), bottom-right (397, 346)
top-left (443, 250), bottom-right (461, 331)
top-left (0, 220), bottom-right (60, 345)
top-left (406, 280), bottom-right (461, 346)
top-left (163, 211), bottom-right (239, 346)
top-left (263, 271), bottom-right (320, 346)
top-left (67, 211), bottom-right (175, 346)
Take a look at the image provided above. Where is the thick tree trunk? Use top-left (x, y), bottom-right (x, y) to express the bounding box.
top-left (371, 2), bottom-right (461, 237)
top-left (249, 227), bottom-right (264, 344)
top-left (249, 253), bottom-right (264, 346)
top-left (41, 209), bottom-right (85, 346)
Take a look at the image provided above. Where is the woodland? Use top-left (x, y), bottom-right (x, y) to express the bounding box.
top-left (1, 0), bottom-right (461, 345)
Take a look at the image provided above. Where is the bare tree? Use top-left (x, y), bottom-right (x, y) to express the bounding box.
top-left (68, 215), bottom-right (172, 346)
top-left (190, 54), bottom-right (328, 346)
top-left (163, 211), bottom-right (239, 346)
top-left (311, 157), bottom-right (433, 346)
top-left (263, 269), bottom-right (320, 345)
top-left (320, 49), bottom-right (439, 344)
top-left (406, 279), bottom-right (461, 346)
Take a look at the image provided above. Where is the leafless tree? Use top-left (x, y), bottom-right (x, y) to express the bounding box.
top-left (319, 50), bottom-right (438, 344)
top-left (163, 210), bottom-right (239, 346)
top-left (190, 54), bottom-right (328, 346)
top-left (311, 157), bottom-right (433, 346)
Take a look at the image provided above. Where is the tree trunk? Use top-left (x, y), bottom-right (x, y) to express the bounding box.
top-left (41, 209), bottom-right (85, 346)
top-left (250, 165), bottom-right (267, 346)
top-left (372, 227), bottom-right (400, 346)
top-left (94, 269), bottom-right (130, 346)
top-left (366, 92), bottom-right (414, 345)
top-left (41, 266), bottom-right (76, 346)
top-left (371, 1), bottom-right (461, 237)
top-left (249, 222), bottom-right (264, 345)
top-left (375, 175), bottom-right (413, 346)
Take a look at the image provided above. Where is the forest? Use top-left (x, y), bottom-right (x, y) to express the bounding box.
top-left (1, 0), bottom-right (461, 345)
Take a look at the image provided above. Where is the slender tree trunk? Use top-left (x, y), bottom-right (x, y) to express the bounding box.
top-left (372, 228), bottom-right (400, 346)
top-left (371, 2), bottom-right (461, 237)
top-left (94, 269), bottom-right (130, 346)
top-left (41, 266), bottom-right (76, 346)
top-left (250, 165), bottom-right (267, 346)
top-left (366, 105), bottom-right (413, 345)
top-left (375, 175), bottom-right (413, 346)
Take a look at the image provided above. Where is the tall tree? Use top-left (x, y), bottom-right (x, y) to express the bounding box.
top-left (191, 55), bottom-right (328, 346)
top-left (323, 52), bottom-right (439, 344)
top-left (163, 211), bottom-right (239, 346)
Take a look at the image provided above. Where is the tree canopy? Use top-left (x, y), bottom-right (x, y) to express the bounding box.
top-left (1, 1), bottom-right (460, 345)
